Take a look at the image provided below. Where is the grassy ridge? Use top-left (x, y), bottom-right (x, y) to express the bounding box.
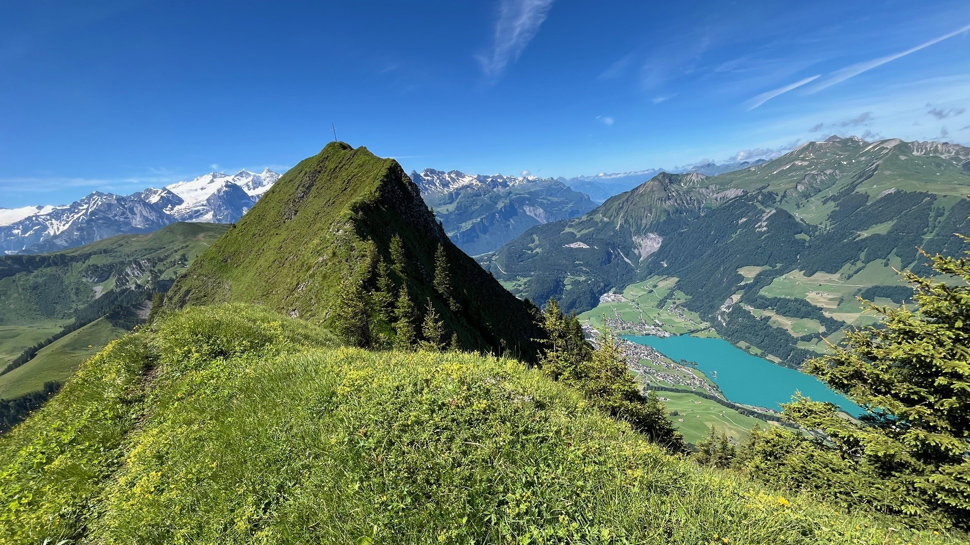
top-left (0, 305), bottom-right (961, 544)
top-left (166, 142), bottom-right (543, 360)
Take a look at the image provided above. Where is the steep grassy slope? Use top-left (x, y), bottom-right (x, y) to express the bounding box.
top-left (487, 137), bottom-right (970, 364)
top-left (0, 304), bottom-right (959, 544)
top-left (0, 315), bottom-right (129, 399)
top-left (0, 222), bottom-right (228, 326)
top-left (0, 222), bottom-right (229, 391)
top-left (167, 143), bottom-right (542, 360)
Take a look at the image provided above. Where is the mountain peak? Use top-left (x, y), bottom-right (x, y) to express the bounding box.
top-left (167, 143), bottom-right (542, 359)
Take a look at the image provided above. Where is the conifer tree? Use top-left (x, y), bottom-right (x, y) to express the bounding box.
top-left (738, 238), bottom-right (970, 528)
top-left (538, 299), bottom-right (592, 381)
top-left (419, 299), bottom-right (446, 351)
top-left (449, 332), bottom-right (461, 352)
top-left (433, 243), bottom-right (457, 311)
top-left (335, 274), bottom-right (372, 348)
top-left (695, 426), bottom-right (736, 468)
top-left (393, 287), bottom-right (417, 350)
top-left (390, 234), bottom-right (407, 278)
top-left (536, 300), bottom-right (685, 452)
top-left (365, 258), bottom-right (396, 349)
top-left (372, 258), bottom-right (395, 321)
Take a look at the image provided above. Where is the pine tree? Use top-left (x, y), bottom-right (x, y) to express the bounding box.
top-left (390, 234), bottom-right (407, 278)
top-left (695, 426), bottom-right (736, 469)
top-left (536, 299), bottom-right (685, 452)
top-left (538, 299), bottom-right (591, 381)
top-left (366, 257), bottom-right (396, 349)
top-left (737, 238), bottom-right (970, 528)
top-left (372, 258), bottom-right (395, 322)
top-left (419, 299), bottom-right (445, 351)
top-left (434, 243), bottom-right (457, 311)
top-left (449, 332), bottom-right (461, 352)
top-left (335, 274), bottom-right (372, 348)
top-left (393, 287), bottom-right (417, 350)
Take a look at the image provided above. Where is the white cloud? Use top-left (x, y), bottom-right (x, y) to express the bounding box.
top-left (812, 23), bottom-right (970, 92)
top-left (210, 163), bottom-right (219, 171)
top-left (746, 75), bottom-right (820, 110)
top-left (596, 115), bottom-right (615, 126)
top-left (729, 140), bottom-right (801, 162)
top-left (598, 53), bottom-right (634, 80)
top-left (652, 94), bottom-right (676, 104)
top-left (521, 170), bottom-right (532, 176)
top-left (478, 0), bottom-right (556, 83)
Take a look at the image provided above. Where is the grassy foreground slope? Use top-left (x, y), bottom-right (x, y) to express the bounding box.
top-left (0, 305), bottom-right (960, 544)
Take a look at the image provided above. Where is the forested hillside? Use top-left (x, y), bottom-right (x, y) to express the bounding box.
top-left (487, 136), bottom-right (970, 364)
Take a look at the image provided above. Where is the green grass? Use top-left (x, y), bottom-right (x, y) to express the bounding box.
top-left (0, 317), bottom-right (129, 400)
top-left (0, 322), bottom-right (65, 365)
top-left (0, 222), bottom-right (229, 326)
top-left (660, 391), bottom-right (770, 444)
top-left (0, 304), bottom-right (961, 544)
top-left (165, 142), bottom-right (542, 360)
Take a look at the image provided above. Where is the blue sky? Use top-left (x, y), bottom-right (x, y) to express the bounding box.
top-left (1, 0), bottom-right (969, 207)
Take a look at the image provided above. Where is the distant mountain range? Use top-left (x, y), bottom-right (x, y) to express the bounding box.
top-left (484, 136), bottom-right (970, 365)
top-left (0, 156), bottom-right (779, 256)
top-left (0, 169), bottom-right (279, 255)
top-left (558, 159), bottom-right (768, 203)
top-left (411, 169), bottom-right (595, 255)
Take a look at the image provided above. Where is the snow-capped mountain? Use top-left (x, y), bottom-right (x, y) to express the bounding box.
top-left (0, 169), bottom-right (280, 254)
top-left (410, 168), bottom-right (596, 256)
top-left (163, 168), bottom-right (279, 221)
top-left (411, 169), bottom-right (537, 195)
top-left (0, 205), bottom-right (56, 227)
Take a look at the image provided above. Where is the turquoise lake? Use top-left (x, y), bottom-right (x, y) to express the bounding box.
top-left (625, 335), bottom-right (864, 416)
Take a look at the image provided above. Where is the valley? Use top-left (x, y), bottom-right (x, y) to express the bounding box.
top-left (0, 223), bottom-right (229, 429)
top-left (0, 141), bottom-right (966, 539)
top-left (5, 2), bottom-right (970, 539)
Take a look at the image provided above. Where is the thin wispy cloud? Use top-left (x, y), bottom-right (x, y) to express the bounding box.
top-left (839, 112), bottom-right (873, 127)
top-left (478, 0), bottom-right (556, 83)
top-left (812, 22), bottom-right (970, 92)
top-left (730, 140), bottom-right (801, 162)
top-left (652, 94), bottom-right (676, 104)
top-left (928, 107), bottom-right (965, 120)
top-left (598, 53), bottom-right (634, 80)
top-left (596, 115), bottom-right (615, 126)
top-left (746, 75), bottom-right (820, 110)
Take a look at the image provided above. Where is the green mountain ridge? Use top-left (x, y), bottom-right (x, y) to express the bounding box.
top-left (167, 142), bottom-right (543, 360)
top-left (486, 136), bottom-right (970, 364)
